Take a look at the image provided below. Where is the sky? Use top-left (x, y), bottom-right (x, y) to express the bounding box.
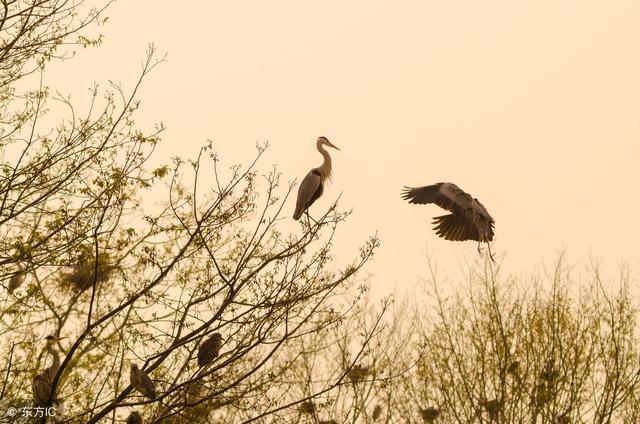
top-left (47, 0), bottom-right (640, 294)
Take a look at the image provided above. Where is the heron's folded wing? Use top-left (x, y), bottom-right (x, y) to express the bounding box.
top-left (294, 171), bottom-right (321, 219)
top-left (32, 374), bottom-right (53, 405)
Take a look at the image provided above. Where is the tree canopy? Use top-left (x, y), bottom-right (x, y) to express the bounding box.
top-left (1, 2), bottom-right (639, 424)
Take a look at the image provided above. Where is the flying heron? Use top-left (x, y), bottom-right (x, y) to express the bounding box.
top-left (130, 363), bottom-right (156, 399)
top-left (198, 333), bottom-right (223, 368)
top-left (293, 136), bottom-right (340, 222)
top-left (32, 335), bottom-right (64, 406)
top-left (126, 411), bottom-right (144, 424)
top-left (401, 182), bottom-right (495, 260)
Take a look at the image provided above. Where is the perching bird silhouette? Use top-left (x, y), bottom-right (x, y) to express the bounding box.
top-left (8, 265), bottom-right (26, 293)
top-left (130, 363), bottom-right (156, 399)
top-left (401, 182), bottom-right (496, 260)
top-left (32, 335), bottom-right (64, 407)
top-left (293, 136), bottom-right (340, 221)
top-left (198, 333), bottom-right (223, 368)
top-left (126, 410), bottom-right (144, 424)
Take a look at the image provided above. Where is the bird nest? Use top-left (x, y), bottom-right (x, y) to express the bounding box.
top-left (60, 255), bottom-right (116, 293)
top-left (347, 364), bottom-right (371, 383)
top-left (298, 401), bottom-right (316, 414)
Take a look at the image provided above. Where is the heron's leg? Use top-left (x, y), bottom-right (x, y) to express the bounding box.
top-left (304, 210), bottom-right (312, 227)
top-left (477, 241), bottom-right (483, 255)
top-left (305, 210), bottom-right (319, 226)
top-left (487, 242), bottom-right (496, 263)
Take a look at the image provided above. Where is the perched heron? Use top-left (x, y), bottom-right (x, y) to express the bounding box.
top-left (32, 335), bottom-right (64, 406)
top-left (372, 404), bottom-right (382, 421)
top-left (8, 266), bottom-right (26, 293)
top-left (130, 363), bottom-right (156, 399)
top-left (198, 333), bottom-right (223, 368)
top-left (293, 136), bottom-right (340, 221)
top-left (401, 182), bottom-right (495, 260)
top-left (126, 411), bottom-right (144, 424)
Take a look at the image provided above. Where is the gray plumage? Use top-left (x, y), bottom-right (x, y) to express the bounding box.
top-left (32, 374), bottom-right (55, 407)
top-left (293, 136), bottom-right (340, 220)
top-left (198, 333), bottom-right (223, 367)
top-left (402, 182), bottom-right (495, 243)
top-left (32, 335), bottom-right (63, 406)
top-left (8, 266), bottom-right (26, 293)
top-left (130, 363), bottom-right (156, 399)
top-left (126, 411), bottom-right (144, 424)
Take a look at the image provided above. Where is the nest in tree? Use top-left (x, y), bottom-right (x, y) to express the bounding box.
top-left (299, 400), bottom-right (316, 414)
top-left (507, 360), bottom-right (520, 375)
top-left (61, 255), bottom-right (116, 292)
top-left (347, 364), bottom-right (371, 383)
top-left (535, 383), bottom-right (551, 406)
top-left (420, 406), bottom-right (440, 422)
top-left (482, 399), bottom-right (503, 419)
top-left (541, 360), bottom-right (559, 383)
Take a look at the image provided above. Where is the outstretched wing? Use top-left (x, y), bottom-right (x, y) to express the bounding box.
top-left (432, 214), bottom-right (480, 241)
top-left (294, 170), bottom-right (323, 220)
top-left (401, 182), bottom-right (472, 215)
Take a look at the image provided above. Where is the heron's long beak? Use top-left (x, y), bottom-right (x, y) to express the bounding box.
top-left (326, 141), bottom-right (340, 151)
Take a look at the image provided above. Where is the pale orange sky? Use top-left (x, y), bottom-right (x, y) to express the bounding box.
top-left (48, 1), bottom-right (640, 292)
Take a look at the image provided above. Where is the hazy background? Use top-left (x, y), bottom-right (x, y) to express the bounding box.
top-left (48, 0), bottom-right (640, 292)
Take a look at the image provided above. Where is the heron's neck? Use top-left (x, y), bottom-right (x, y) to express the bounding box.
top-left (316, 143), bottom-right (332, 180)
top-left (47, 345), bottom-right (60, 376)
